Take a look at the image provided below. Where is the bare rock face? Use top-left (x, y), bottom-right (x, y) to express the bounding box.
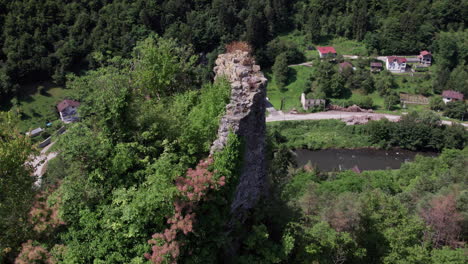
top-left (211, 50), bottom-right (267, 224)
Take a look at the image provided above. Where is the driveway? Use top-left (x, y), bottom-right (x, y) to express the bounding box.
top-left (30, 141), bottom-right (58, 187)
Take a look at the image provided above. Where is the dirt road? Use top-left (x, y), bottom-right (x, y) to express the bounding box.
top-left (30, 142), bottom-right (58, 187)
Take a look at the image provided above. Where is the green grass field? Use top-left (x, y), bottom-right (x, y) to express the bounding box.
top-left (276, 31), bottom-right (369, 60)
top-left (267, 119), bottom-right (372, 150)
top-left (266, 65), bottom-right (315, 110)
top-left (7, 83), bottom-right (70, 132)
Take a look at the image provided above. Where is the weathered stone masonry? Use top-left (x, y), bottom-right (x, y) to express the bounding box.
top-left (210, 50), bottom-right (268, 223)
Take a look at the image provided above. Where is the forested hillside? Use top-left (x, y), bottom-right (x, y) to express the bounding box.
top-left (0, 0), bottom-right (467, 263)
top-left (0, 0), bottom-right (466, 98)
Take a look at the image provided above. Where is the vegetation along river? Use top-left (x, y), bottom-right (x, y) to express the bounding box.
top-left (294, 148), bottom-right (438, 171)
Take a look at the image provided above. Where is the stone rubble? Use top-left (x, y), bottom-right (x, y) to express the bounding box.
top-left (328, 104), bottom-right (374, 113)
top-left (210, 50), bottom-right (267, 224)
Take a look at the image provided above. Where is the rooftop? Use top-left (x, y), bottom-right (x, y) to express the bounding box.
top-left (316, 46), bottom-right (337, 54)
top-left (442, 90), bottom-right (464, 100)
top-left (339, 61), bottom-right (353, 69)
top-left (57, 99), bottom-right (80, 112)
top-left (387, 56), bottom-right (407, 64)
top-left (420, 50), bottom-right (432, 56)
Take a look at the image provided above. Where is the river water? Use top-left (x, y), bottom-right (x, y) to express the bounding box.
top-left (294, 148), bottom-right (438, 172)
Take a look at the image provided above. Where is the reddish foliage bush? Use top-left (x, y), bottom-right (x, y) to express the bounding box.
top-left (420, 194), bottom-right (463, 248)
top-left (324, 194), bottom-right (361, 233)
top-left (15, 240), bottom-right (55, 264)
top-left (225, 41), bottom-right (252, 54)
top-left (29, 184), bottom-right (64, 234)
top-left (145, 158), bottom-right (225, 264)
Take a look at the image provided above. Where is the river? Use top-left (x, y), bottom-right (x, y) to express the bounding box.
top-left (294, 148), bottom-right (438, 172)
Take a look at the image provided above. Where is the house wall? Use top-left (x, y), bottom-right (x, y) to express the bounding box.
top-left (301, 93), bottom-right (308, 110)
top-left (386, 60), bottom-right (406, 72)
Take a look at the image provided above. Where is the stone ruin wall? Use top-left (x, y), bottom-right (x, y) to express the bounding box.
top-left (210, 50), bottom-right (267, 224)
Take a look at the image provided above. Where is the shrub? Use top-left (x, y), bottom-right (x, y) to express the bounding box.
top-left (225, 41), bottom-right (252, 54)
top-left (355, 96), bottom-right (374, 109)
top-left (273, 53), bottom-right (289, 90)
top-left (430, 96), bottom-right (445, 111)
top-left (444, 101), bottom-right (467, 120)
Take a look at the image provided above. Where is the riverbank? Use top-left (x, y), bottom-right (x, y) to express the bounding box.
top-left (268, 119), bottom-right (373, 150)
top-left (294, 148), bottom-right (438, 172)
top-left (268, 116), bottom-right (467, 152)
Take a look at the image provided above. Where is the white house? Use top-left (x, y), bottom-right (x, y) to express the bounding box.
top-left (386, 56), bottom-right (407, 73)
top-left (316, 46), bottom-right (337, 59)
top-left (57, 99), bottom-right (80, 123)
top-left (418, 50), bottom-right (432, 65)
top-left (301, 93), bottom-right (325, 110)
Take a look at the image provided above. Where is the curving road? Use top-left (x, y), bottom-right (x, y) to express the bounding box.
top-left (30, 141), bottom-right (58, 187)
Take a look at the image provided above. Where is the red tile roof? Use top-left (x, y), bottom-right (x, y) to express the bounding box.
top-left (387, 56), bottom-right (407, 64)
top-left (317, 46), bottom-right (337, 54)
top-left (57, 99), bottom-right (80, 112)
top-left (420, 50), bottom-right (431, 56)
top-left (371, 62), bottom-right (383, 67)
top-left (442, 90), bottom-right (464, 100)
top-left (339, 61), bottom-right (353, 69)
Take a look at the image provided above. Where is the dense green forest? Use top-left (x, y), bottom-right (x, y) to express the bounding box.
top-left (0, 0), bottom-right (467, 99)
top-left (1, 0), bottom-right (467, 263)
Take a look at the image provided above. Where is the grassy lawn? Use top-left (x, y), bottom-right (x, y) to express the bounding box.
top-left (4, 82), bottom-right (71, 132)
top-left (329, 37), bottom-right (368, 56)
top-left (277, 31), bottom-right (369, 60)
top-left (266, 65), bottom-right (315, 110)
top-left (267, 119), bottom-right (372, 150)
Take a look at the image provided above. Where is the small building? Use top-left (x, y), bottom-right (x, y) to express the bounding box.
top-left (339, 61), bottom-right (353, 72)
top-left (301, 93), bottom-right (325, 110)
top-left (57, 99), bottom-right (80, 123)
top-left (370, 62), bottom-right (383, 72)
top-left (442, 90), bottom-right (464, 104)
top-left (418, 50), bottom-right (432, 65)
top-left (386, 56), bottom-right (407, 73)
top-left (26, 127), bottom-right (44, 137)
top-left (316, 46), bottom-right (337, 59)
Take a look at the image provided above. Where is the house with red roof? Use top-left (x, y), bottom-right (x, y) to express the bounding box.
top-left (442, 90), bottom-right (464, 104)
top-left (418, 50), bottom-right (432, 65)
top-left (370, 62), bottom-right (383, 72)
top-left (57, 99), bottom-right (80, 123)
top-left (386, 56), bottom-right (407, 73)
top-left (316, 46), bottom-right (337, 58)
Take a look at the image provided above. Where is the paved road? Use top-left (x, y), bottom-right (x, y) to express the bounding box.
top-left (30, 141), bottom-right (58, 187)
top-left (266, 108), bottom-right (468, 128)
top-left (266, 110), bottom-right (401, 123)
top-left (288, 62), bottom-right (313, 67)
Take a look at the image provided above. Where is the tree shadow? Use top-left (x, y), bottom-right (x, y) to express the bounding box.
top-left (0, 97), bottom-right (13, 111)
top-left (340, 88), bottom-right (353, 99)
top-left (31, 109), bottom-right (41, 117)
top-left (20, 113), bottom-right (31, 121)
top-left (287, 68), bottom-right (298, 85)
top-left (39, 86), bottom-right (52, 97)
